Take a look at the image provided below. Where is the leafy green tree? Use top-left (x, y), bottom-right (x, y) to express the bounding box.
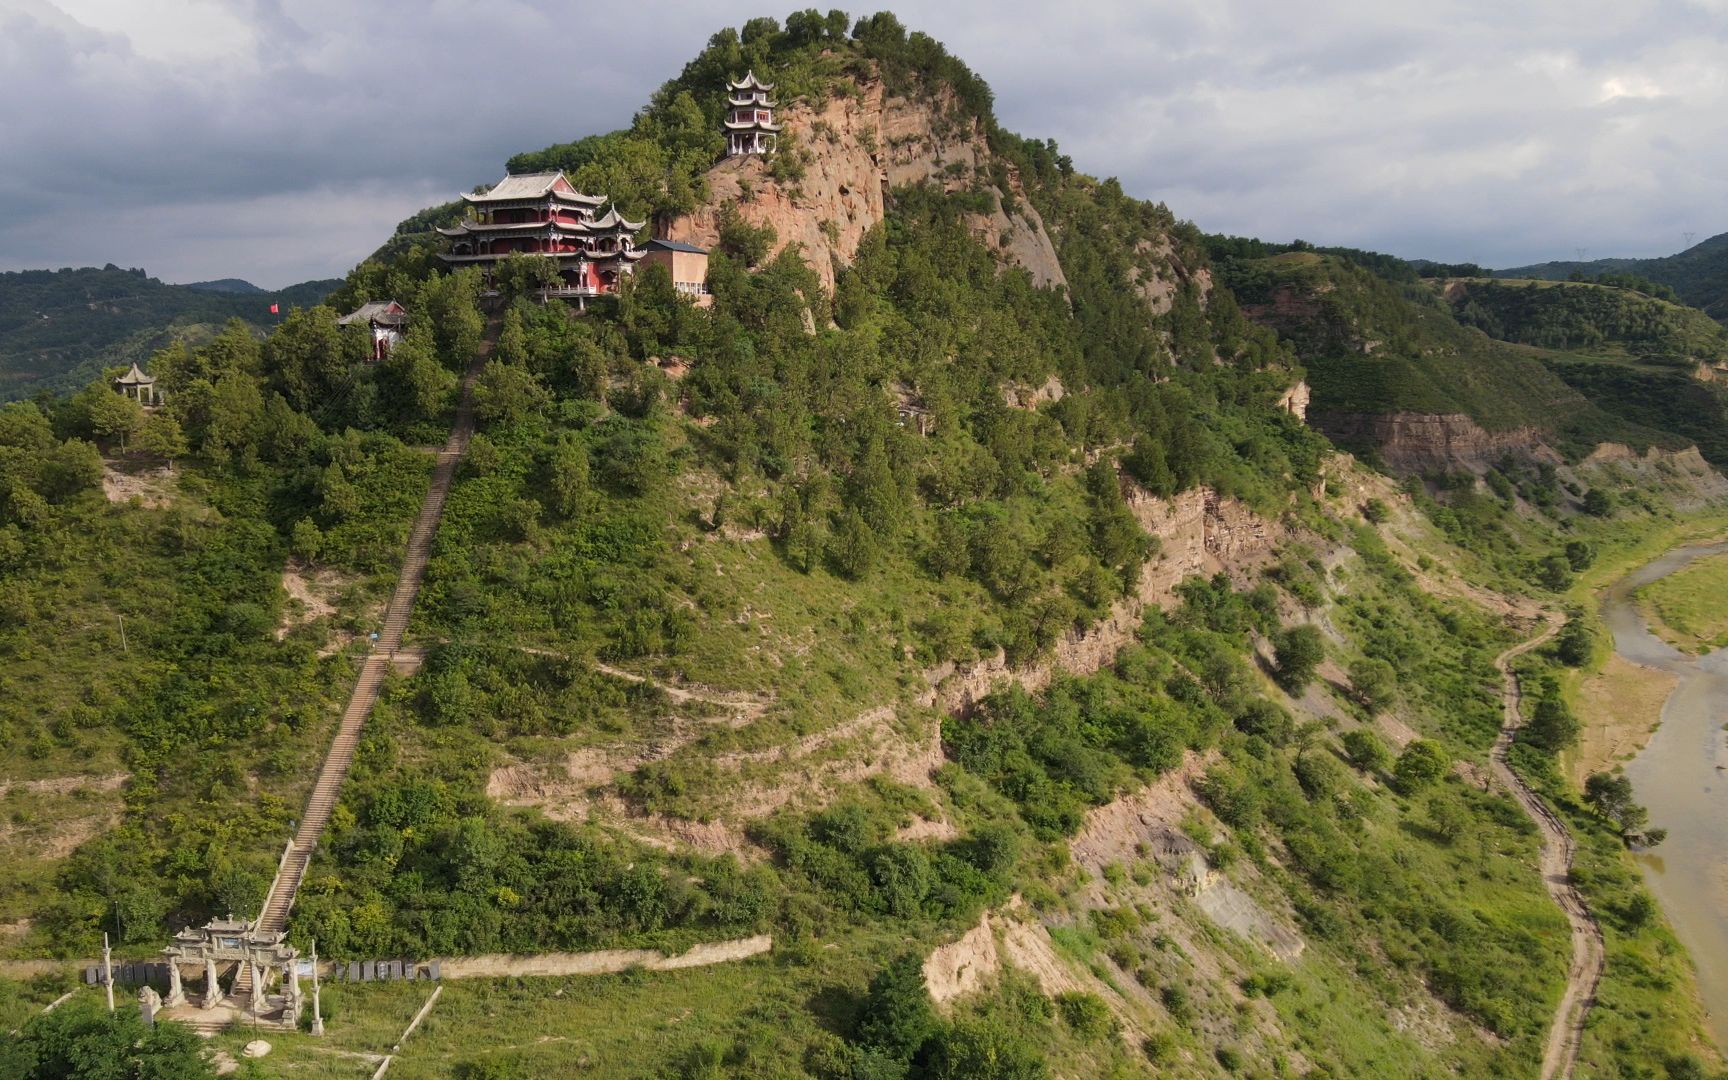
top-left (84, 387), bottom-right (145, 452)
top-left (1582, 488), bottom-right (1614, 517)
top-left (1523, 694), bottom-right (1580, 753)
top-left (138, 413), bottom-right (188, 470)
top-left (1584, 772), bottom-right (1656, 841)
top-left (1393, 739), bottom-right (1449, 792)
top-left (1273, 625), bottom-right (1325, 692)
top-left (546, 439), bottom-right (592, 518)
top-left (493, 252), bottom-right (561, 301)
top-left (1340, 729), bottom-right (1391, 773)
top-left (1564, 539), bottom-right (1596, 572)
top-left (1348, 656), bottom-right (1397, 714)
top-left (716, 203), bottom-right (778, 267)
top-left (0, 997), bottom-right (214, 1079)
top-left (201, 372), bottom-right (264, 461)
top-left (1555, 617), bottom-right (1594, 667)
top-left (472, 359), bottom-right (550, 428)
top-left (855, 953), bottom-right (938, 1061)
top-left (924, 1013), bottom-right (1047, 1080)
top-left (831, 507), bottom-right (878, 579)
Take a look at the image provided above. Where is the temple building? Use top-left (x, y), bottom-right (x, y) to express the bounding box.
top-left (336, 300), bottom-right (407, 361)
top-left (641, 239), bottom-right (712, 307)
top-left (437, 172), bottom-right (645, 301)
top-left (724, 71), bottom-right (781, 156)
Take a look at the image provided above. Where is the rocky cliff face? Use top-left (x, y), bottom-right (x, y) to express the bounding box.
top-left (666, 75), bottom-right (1066, 295)
top-left (1311, 411), bottom-right (1558, 474)
top-left (920, 484), bottom-right (1287, 716)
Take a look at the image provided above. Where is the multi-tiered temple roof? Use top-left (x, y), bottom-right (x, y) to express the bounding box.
top-left (724, 71), bottom-right (781, 157)
top-left (437, 171), bottom-right (645, 300)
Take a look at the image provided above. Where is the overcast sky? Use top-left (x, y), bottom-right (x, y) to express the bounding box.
top-left (2, 0), bottom-right (1724, 288)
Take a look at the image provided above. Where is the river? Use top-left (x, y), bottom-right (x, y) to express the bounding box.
top-left (1604, 540), bottom-right (1728, 1051)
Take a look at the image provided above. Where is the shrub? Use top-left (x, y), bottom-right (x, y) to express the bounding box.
top-left (1393, 740), bottom-right (1449, 792)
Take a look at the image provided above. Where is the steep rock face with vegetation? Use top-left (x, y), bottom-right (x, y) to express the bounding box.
top-left (666, 71), bottom-right (1065, 294)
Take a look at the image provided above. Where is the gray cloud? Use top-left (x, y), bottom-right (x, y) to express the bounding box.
top-left (1, 0), bottom-right (1724, 285)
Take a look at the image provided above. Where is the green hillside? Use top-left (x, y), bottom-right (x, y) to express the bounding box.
top-left (1, 13), bottom-right (1724, 1080)
top-left (1205, 242), bottom-right (1671, 455)
top-left (1445, 277), bottom-right (1728, 366)
top-left (0, 266), bottom-right (340, 402)
top-left (1497, 231), bottom-right (1728, 323)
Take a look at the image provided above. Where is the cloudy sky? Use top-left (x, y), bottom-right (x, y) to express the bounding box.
top-left (3, 0), bottom-right (1724, 287)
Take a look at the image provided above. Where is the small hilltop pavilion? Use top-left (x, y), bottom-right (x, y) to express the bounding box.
top-left (724, 71), bottom-right (781, 156)
top-left (336, 300), bottom-right (407, 361)
top-left (114, 362), bottom-right (159, 405)
top-left (437, 172), bottom-right (645, 304)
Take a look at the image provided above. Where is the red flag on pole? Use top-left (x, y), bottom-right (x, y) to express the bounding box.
top-left (269, 303), bottom-right (279, 314)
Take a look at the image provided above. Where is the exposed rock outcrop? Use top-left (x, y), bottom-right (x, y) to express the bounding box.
top-left (1311, 411), bottom-right (1556, 474)
top-left (666, 75), bottom-right (1066, 294)
top-left (921, 485), bottom-right (1287, 715)
top-left (1276, 379), bottom-right (1311, 421)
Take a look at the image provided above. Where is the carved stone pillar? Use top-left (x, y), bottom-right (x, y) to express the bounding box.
top-left (202, 957), bottom-right (220, 1009)
top-left (139, 985), bottom-right (161, 1028)
top-left (165, 961), bottom-right (185, 1007)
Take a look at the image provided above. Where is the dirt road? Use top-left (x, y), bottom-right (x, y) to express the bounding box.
top-left (1488, 614), bottom-right (1605, 1080)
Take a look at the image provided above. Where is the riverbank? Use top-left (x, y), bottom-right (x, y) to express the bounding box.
top-left (1559, 511), bottom-right (1728, 784)
top-left (1570, 654), bottom-right (1676, 785)
top-left (1634, 549), bottom-right (1728, 655)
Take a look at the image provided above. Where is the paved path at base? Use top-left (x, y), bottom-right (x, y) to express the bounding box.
top-left (1489, 613), bottom-right (1606, 1080)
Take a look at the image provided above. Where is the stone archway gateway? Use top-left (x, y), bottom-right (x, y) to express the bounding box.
top-left (159, 917), bottom-right (305, 1030)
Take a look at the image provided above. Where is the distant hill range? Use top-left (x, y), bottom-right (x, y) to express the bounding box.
top-left (0, 265), bottom-right (341, 402)
top-left (1495, 231), bottom-right (1728, 323)
top-left (182, 277), bottom-right (268, 294)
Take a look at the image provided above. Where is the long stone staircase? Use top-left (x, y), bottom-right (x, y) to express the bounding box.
top-left (235, 323), bottom-right (496, 1003)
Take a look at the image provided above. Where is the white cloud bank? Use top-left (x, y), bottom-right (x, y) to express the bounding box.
top-left (0, 0), bottom-right (1723, 285)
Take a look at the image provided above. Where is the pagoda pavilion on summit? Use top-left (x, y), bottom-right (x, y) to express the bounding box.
top-left (724, 71), bottom-right (781, 156)
top-left (437, 171), bottom-right (645, 302)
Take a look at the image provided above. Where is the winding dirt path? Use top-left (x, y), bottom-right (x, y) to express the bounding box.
top-left (1488, 613), bottom-right (1605, 1080)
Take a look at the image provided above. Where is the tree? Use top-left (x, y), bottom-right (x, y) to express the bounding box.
top-left (1523, 694), bottom-right (1580, 753)
top-left (716, 203), bottom-right (777, 267)
top-left (1273, 625), bottom-right (1325, 693)
top-left (924, 1014), bottom-right (1047, 1080)
top-left (1555, 617), bottom-right (1593, 667)
top-left (1340, 728), bottom-right (1391, 773)
top-left (855, 953), bottom-right (938, 1061)
top-left (472, 359), bottom-right (550, 428)
top-left (85, 389), bottom-right (145, 452)
top-left (1393, 739), bottom-right (1448, 792)
top-left (0, 997), bottom-right (214, 1079)
top-left (830, 508), bottom-right (878, 579)
top-left (1348, 657), bottom-right (1397, 714)
top-left (202, 372), bottom-right (264, 461)
top-left (1582, 488), bottom-right (1614, 517)
top-left (546, 438), bottom-right (591, 519)
top-left (137, 413), bottom-right (189, 470)
top-left (1584, 771), bottom-right (1659, 842)
top-left (493, 252), bottom-right (561, 300)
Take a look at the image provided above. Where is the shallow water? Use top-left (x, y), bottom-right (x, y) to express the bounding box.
top-left (1605, 541), bottom-right (1728, 1050)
